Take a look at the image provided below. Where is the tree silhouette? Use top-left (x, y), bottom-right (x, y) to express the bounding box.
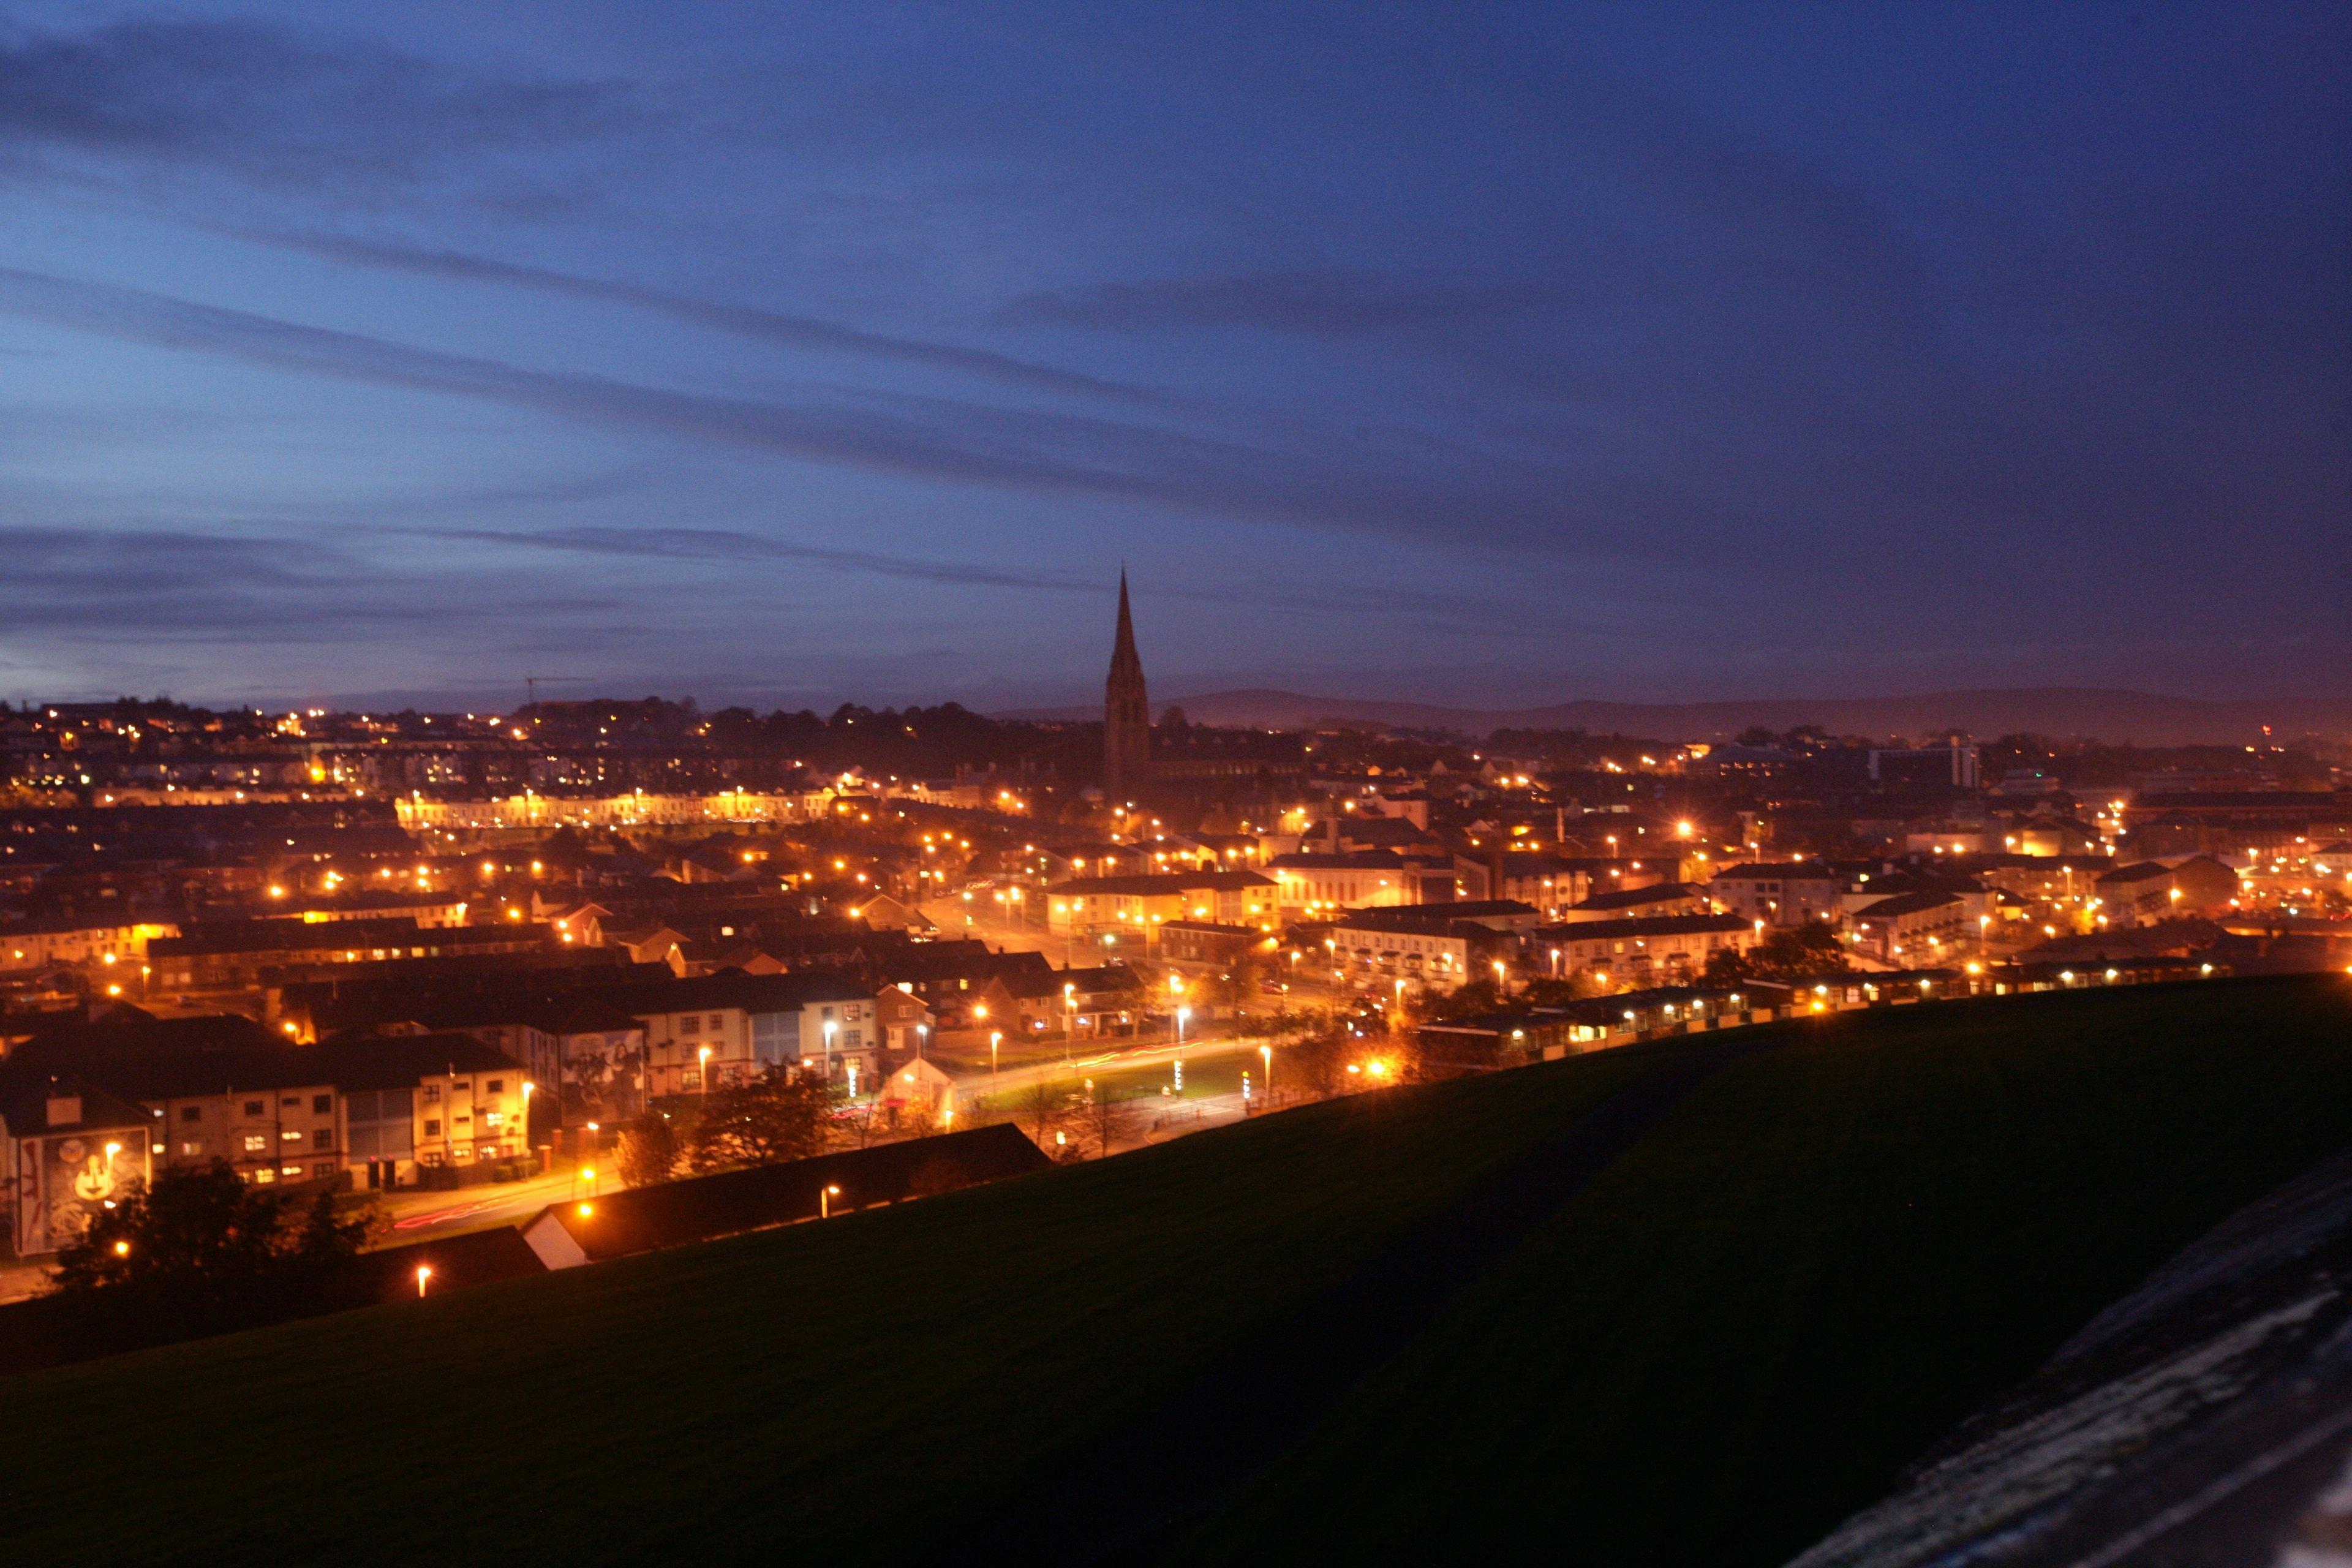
top-left (50, 1161), bottom-right (377, 1305)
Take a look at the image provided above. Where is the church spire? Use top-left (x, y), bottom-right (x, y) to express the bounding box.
top-left (1103, 570), bottom-right (1150, 801)
top-left (1110, 569), bottom-right (1142, 678)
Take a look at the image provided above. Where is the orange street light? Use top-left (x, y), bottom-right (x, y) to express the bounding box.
top-left (821, 1183), bottom-right (843, 1219)
top-left (416, 1265), bottom-right (433, 1298)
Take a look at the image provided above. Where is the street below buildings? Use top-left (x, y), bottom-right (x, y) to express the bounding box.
top-left (0, 1026), bottom-right (1312, 1304)
top-left (924, 892), bottom-right (1054, 954)
top-left (371, 1167), bottom-right (609, 1242)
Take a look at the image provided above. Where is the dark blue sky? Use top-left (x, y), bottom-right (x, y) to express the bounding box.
top-left (0, 2), bottom-right (2343, 712)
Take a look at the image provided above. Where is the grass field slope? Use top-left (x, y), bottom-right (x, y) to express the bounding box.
top-left (2, 977), bottom-right (2348, 1566)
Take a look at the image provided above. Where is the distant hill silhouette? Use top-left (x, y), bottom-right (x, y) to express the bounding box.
top-left (1000, 686), bottom-right (2351, 745)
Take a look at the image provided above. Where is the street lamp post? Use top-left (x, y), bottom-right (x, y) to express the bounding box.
top-left (820, 1182), bottom-right (842, 1219)
top-left (698, 1044), bottom-right (712, 1095)
top-left (990, 1031), bottom-right (1002, 1080)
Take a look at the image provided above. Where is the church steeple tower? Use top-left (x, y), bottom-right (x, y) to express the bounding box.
top-left (1104, 571), bottom-right (1151, 801)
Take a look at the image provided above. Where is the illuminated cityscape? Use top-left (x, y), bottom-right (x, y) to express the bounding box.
top-left (0, 6), bottom-right (2346, 1564)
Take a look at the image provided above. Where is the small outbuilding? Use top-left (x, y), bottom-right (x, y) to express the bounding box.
top-left (522, 1122), bottom-right (1050, 1268)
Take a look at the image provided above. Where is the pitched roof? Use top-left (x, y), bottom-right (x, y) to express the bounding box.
top-left (0, 1024), bottom-right (519, 1104)
top-left (351, 1226), bottom-right (547, 1305)
top-left (1268, 851), bottom-right (1406, 870)
top-left (1335, 901), bottom-right (1539, 937)
top-left (580, 969), bottom-right (880, 1018)
top-left (875, 947), bottom-right (1054, 986)
top-left (1709, 862), bottom-right (1840, 881)
top-left (304, 1033), bottom-right (523, 1091)
top-left (1050, 871), bottom-right (1273, 895)
top-left (151, 919), bottom-right (543, 959)
top-left (1537, 913), bottom-right (1752, 941)
top-left (529, 1123), bottom-right (1050, 1262)
top-left (1852, 891), bottom-right (1964, 919)
top-left (1569, 881), bottom-right (1705, 912)
top-left (993, 963), bottom-right (1145, 1000)
top-left (0, 1079), bottom-right (152, 1139)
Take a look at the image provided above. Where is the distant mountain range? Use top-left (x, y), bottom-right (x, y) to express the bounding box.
top-left (998, 687), bottom-right (2352, 746)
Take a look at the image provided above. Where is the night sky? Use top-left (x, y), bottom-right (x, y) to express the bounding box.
top-left (0, 2), bottom-right (2343, 712)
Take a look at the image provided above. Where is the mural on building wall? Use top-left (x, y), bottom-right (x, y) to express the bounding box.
top-left (15, 1133), bottom-right (144, 1256)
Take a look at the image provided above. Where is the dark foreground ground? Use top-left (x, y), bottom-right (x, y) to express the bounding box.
top-left (2, 976), bottom-right (2348, 1567)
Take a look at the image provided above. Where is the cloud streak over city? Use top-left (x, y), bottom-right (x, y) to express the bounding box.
top-left (0, 2), bottom-right (2340, 709)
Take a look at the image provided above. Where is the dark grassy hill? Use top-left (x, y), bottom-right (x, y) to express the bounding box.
top-left (1172, 977), bottom-right (2352, 1566)
top-left (0, 1035), bottom-right (1664, 1565)
top-left (2, 978), bottom-right (2348, 1566)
